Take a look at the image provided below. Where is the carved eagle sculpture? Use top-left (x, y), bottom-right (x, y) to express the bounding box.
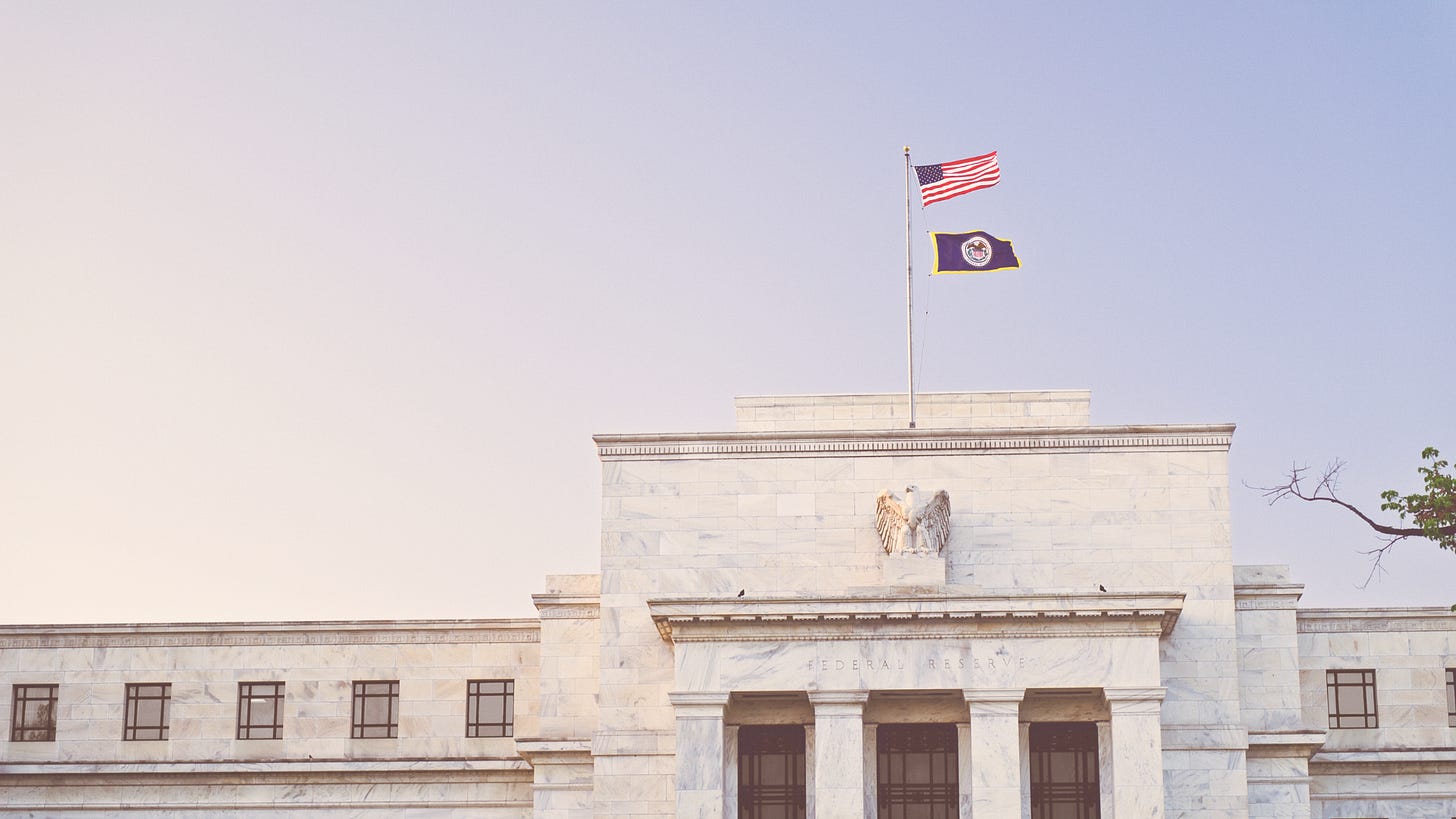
top-left (875, 486), bottom-right (952, 555)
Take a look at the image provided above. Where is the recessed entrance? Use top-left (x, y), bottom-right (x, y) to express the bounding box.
top-left (876, 723), bottom-right (958, 818)
top-left (738, 724), bottom-right (806, 819)
top-left (1029, 722), bottom-right (1100, 819)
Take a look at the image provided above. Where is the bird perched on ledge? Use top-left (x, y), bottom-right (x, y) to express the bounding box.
top-left (875, 486), bottom-right (952, 555)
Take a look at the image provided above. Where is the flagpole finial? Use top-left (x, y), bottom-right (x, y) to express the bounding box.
top-left (903, 146), bottom-right (910, 154)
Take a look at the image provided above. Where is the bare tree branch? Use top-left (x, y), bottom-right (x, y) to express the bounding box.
top-left (1247, 461), bottom-right (1448, 539)
top-left (1245, 459), bottom-right (1451, 583)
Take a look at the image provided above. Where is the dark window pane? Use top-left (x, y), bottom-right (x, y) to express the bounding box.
top-left (11, 685), bottom-right (59, 742)
top-left (1326, 670), bottom-right (1378, 729)
top-left (466, 679), bottom-right (514, 738)
top-left (123, 684), bottom-right (170, 741)
top-left (1446, 669), bottom-right (1455, 727)
top-left (238, 682), bottom-right (284, 740)
top-left (351, 680), bottom-right (399, 739)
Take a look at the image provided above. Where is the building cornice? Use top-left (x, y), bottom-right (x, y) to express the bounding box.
top-left (1234, 582), bottom-right (1305, 610)
top-left (594, 424), bottom-right (1234, 461)
top-left (532, 594), bottom-right (601, 620)
top-left (647, 591), bottom-right (1183, 643)
top-left (0, 619), bottom-right (541, 648)
top-left (1297, 607), bottom-right (1456, 633)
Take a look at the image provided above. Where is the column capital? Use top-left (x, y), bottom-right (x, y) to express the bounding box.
top-left (964, 688), bottom-right (1024, 716)
top-left (1103, 687), bottom-right (1166, 715)
top-left (963, 688), bottom-right (1025, 703)
top-left (807, 690), bottom-right (869, 707)
top-left (669, 691), bottom-right (731, 717)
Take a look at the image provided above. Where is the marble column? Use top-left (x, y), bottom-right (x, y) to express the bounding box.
top-left (965, 688), bottom-right (1024, 818)
top-left (808, 690), bottom-right (869, 818)
top-left (669, 691), bottom-right (731, 819)
top-left (1104, 687), bottom-right (1167, 819)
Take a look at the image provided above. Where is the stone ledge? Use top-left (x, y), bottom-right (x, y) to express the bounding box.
top-left (0, 757), bottom-right (531, 777)
top-left (1312, 749), bottom-right (1456, 764)
top-left (514, 738), bottom-right (592, 766)
top-left (0, 800), bottom-right (534, 812)
top-left (1246, 730), bottom-right (1326, 757)
top-left (0, 619), bottom-right (541, 648)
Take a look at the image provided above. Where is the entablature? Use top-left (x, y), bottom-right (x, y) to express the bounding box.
top-left (647, 591), bottom-right (1183, 643)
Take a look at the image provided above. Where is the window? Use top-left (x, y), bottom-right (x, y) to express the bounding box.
top-left (124, 683), bottom-right (170, 740)
top-left (1030, 722), bottom-right (1101, 819)
top-left (11, 684), bottom-right (58, 742)
top-left (351, 680), bottom-right (399, 738)
top-left (877, 724), bottom-right (958, 819)
top-left (739, 725), bottom-right (806, 819)
top-left (1326, 669), bottom-right (1378, 729)
top-left (466, 679), bottom-right (514, 737)
top-left (237, 682), bottom-right (284, 740)
top-left (1447, 668), bottom-right (1455, 728)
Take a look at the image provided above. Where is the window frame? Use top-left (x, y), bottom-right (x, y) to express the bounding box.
top-left (1446, 668), bottom-right (1455, 728)
top-left (1326, 669), bottom-right (1379, 729)
top-left (351, 680), bottom-right (399, 739)
top-left (123, 683), bottom-right (171, 741)
top-left (236, 681), bottom-right (285, 740)
top-left (465, 679), bottom-right (514, 738)
top-left (11, 684), bottom-right (59, 742)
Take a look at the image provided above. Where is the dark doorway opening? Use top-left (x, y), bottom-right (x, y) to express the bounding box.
top-left (738, 725), bottom-right (806, 819)
top-left (1029, 722), bottom-right (1100, 819)
top-left (877, 723), bottom-right (958, 819)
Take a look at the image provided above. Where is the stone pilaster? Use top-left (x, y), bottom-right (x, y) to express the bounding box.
top-left (863, 721), bottom-right (879, 818)
top-left (807, 691), bottom-right (869, 818)
top-left (1105, 687), bottom-right (1167, 819)
top-left (668, 692), bottom-right (731, 819)
top-left (965, 688), bottom-right (1025, 817)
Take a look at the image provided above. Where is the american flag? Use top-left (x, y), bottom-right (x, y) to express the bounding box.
top-left (913, 151), bottom-right (1000, 207)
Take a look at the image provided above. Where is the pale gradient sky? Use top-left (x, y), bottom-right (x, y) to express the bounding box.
top-left (2, 2), bottom-right (1453, 623)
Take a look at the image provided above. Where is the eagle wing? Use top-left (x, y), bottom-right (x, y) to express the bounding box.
top-left (874, 490), bottom-right (909, 554)
top-left (917, 490), bottom-right (953, 554)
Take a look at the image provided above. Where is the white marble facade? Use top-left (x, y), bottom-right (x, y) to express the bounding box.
top-left (3, 390), bottom-right (1455, 817)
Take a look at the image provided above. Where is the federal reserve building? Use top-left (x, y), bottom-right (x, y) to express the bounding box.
top-left (3, 390), bottom-right (1454, 818)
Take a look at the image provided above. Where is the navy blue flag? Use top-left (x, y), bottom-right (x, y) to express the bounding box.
top-left (930, 231), bottom-right (1020, 274)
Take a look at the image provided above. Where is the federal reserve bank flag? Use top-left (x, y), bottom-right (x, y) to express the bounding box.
top-left (930, 231), bottom-right (1021, 274)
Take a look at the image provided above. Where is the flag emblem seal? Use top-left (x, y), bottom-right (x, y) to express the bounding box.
top-left (962, 237), bottom-right (993, 268)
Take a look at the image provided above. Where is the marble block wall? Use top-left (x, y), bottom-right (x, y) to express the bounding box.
top-left (526, 575), bottom-right (600, 819)
top-left (1299, 607), bottom-right (1456, 819)
top-left (0, 619), bottom-right (539, 815)
top-left (531, 574), bottom-right (601, 742)
top-left (1236, 565), bottom-right (1323, 819)
top-left (593, 391), bottom-right (1248, 818)
top-left (733, 390), bottom-right (1092, 432)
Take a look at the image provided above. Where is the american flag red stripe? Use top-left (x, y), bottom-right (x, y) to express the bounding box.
top-left (915, 151), bottom-right (1001, 207)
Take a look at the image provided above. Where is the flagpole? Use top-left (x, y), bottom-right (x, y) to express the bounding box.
top-left (904, 146), bottom-right (916, 429)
